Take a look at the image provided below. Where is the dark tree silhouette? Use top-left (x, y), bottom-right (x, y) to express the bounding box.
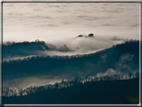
top-left (54, 83), bottom-right (59, 89)
top-left (128, 72), bottom-right (133, 79)
top-left (88, 33), bottom-right (94, 37)
top-left (135, 72), bottom-right (139, 78)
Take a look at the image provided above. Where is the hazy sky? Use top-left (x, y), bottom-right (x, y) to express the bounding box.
top-left (3, 3), bottom-right (139, 43)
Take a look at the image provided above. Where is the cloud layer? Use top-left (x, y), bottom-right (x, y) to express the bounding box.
top-left (3, 3), bottom-right (139, 42)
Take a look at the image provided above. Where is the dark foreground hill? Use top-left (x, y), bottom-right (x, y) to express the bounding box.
top-left (3, 78), bottom-right (139, 104)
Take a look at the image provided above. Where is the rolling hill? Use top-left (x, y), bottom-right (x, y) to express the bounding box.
top-left (3, 40), bottom-right (139, 81)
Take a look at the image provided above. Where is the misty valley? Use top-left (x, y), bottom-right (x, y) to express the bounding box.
top-left (2, 38), bottom-right (139, 104)
top-left (2, 2), bottom-right (140, 105)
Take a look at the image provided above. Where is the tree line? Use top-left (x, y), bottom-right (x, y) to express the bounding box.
top-left (3, 72), bottom-right (139, 97)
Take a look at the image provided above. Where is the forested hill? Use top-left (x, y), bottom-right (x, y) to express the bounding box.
top-left (3, 40), bottom-right (70, 59)
top-left (3, 40), bottom-right (139, 81)
top-left (3, 78), bottom-right (139, 104)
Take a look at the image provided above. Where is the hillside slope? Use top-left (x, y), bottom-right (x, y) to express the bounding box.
top-left (3, 78), bottom-right (139, 104)
top-left (3, 40), bottom-right (139, 80)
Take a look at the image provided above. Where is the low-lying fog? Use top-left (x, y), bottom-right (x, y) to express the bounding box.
top-left (3, 35), bottom-right (125, 61)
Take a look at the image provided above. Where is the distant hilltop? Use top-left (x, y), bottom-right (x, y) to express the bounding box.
top-left (112, 36), bottom-right (129, 41)
top-left (75, 33), bottom-right (129, 42)
top-left (75, 33), bottom-right (94, 38)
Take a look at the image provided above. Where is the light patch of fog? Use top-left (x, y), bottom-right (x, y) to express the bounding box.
top-left (115, 54), bottom-right (135, 73)
top-left (95, 68), bottom-right (130, 79)
top-left (3, 55), bottom-right (41, 62)
top-left (40, 49), bottom-right (103, 56)
top-left (66, 36), bottom-right (124, 51)
top-left (3, 75), bottom-right (62, 89)
top-left (48, 35), bottom-right (124, 52)
top-left (3, 49), bottom-right (103, 62)
top-left (3, 35), bottom-right (125, 62)
top-left (96, 68), bottom-right (119, 77)
top-left (120, 53), bottom-right (134, 61)
top-left (45, 35), bottom-right (125, 54)
top-left (3, 67), bottom-right (136, 89)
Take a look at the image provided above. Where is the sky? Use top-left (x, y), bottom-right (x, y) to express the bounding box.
top-left (3, 3), bottom-right (140, 44)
